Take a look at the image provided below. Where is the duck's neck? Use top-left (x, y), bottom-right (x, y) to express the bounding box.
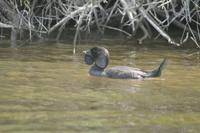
top-left (89, 65), bottom-right (106, 77)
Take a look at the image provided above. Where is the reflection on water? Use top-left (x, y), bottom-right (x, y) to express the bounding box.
top-left (0, 42), bottom-right (199, 133)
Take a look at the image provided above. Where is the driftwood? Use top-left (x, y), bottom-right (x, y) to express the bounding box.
top-left (0, 0), bottom-right (200, 50)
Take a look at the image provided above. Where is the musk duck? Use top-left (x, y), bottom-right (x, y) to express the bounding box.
top-left (83, 47), bottom-right (167, 79)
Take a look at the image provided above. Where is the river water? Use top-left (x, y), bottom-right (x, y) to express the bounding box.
top-left (0, 42), bottom-right (199, 133)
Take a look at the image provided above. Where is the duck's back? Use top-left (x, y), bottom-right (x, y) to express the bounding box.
top-left (105, 66), bottom-right (148, 79)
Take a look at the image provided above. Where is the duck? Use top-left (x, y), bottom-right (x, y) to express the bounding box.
top-left (83, 47), bottom-right (167, 79)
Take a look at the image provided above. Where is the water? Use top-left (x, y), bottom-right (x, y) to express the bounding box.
top-left (0, 42), bottom-right (199, 133)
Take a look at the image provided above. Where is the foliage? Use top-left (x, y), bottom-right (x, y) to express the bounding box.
top-left (0, 0), bottom-right (200, 51)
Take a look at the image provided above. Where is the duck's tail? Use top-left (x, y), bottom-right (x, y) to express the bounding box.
top-left (146, 58), bottom-right (168, 77)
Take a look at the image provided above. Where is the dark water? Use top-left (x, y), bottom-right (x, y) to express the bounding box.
top-left (0, 42), bottom-right (199, 133)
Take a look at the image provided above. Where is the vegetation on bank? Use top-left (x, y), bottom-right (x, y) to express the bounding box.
top-left (0, 0), bottom-right (200, 52)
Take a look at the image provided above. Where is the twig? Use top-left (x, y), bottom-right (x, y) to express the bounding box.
top-left (0, 22), bottom-right (13, 28)
top-left (191, 36), bottom-right (200, 48)
top-left (100, 25), bottom-right (132, 37)
top-left (139, 6), bottom-right (180, 46)
top-left (48, 3), bottom-right (93, 33)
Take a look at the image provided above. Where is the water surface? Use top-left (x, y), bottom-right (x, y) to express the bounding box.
top-left (0, 42), bottom-right (199, 133)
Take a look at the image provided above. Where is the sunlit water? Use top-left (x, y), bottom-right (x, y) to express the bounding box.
top-left (0, 42), bottom-right (199, 133)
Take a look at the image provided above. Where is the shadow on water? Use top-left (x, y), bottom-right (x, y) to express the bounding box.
top-left (0, 41), bottom-right (199, 133)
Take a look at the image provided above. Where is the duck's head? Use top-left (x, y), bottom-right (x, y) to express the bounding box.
top-left (83, 47), bottom-right (109, 69)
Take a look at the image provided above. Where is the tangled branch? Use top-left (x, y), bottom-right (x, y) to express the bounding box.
top-left (0, 0), bottom-right (200, 50)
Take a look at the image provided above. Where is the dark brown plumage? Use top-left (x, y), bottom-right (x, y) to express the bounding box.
top-left (84, 47), bottom-right (167, 79)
